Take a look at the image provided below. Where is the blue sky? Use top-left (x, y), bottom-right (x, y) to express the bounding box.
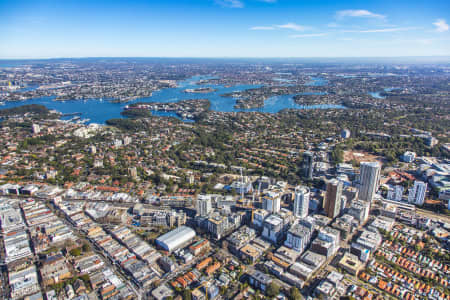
top-left (0, 0), bottom-right (449, 58)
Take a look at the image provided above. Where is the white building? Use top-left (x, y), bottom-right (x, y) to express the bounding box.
top-left (293, 186), bottom-right (310, 218)
top-left (401, 151), bottom-right (416, 163)
top-left (317, 227), bottom-right (340, 255)
top-left (123, 136), bottom-right (132, 145)
top-left (358, 162), bottom-right (381, 202)
top-left (252, 209), bottom-right (269, 228)
top-left (262, 215), bottom-right (283, 244)
top-left (263, 191), bottom-right (281, 214)
top-left (155, 226), bottom-right (196, 252)
top-left (387, 185), bottom-right (404, 201)
top-left (284, 223), bottom-right (311, 253)
top-left (196, 195), bottom-right (212, 217)
top-left (9, 266), bottom-right (41, 299)
top-left (32, 124), bottom-right (40, 134)
top-left (408, 181), bottom-right (427, 206)
top-left (341, 129), bottom-right (351, 139)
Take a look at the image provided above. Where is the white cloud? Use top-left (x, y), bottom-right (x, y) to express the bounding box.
top-left (343, 27), bottom-right (417, 33)
top-left (275, 23), bottom-right (308, 31)
top-left (250, 26), bottom-right (275, 30)
top-left (336, 9), bottom-right (385, 19)
top-left (290, 33), bottom-right (327, 38)
top-left (215, 0), bottom-right (244, 8)
top-left (328, 22), bottom-right (339, 28)
top-left (433, 19), bottom-right (449, 32)
top-left (250, 22), bottom-right (308, 31)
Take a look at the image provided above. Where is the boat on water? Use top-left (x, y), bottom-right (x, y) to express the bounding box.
top-left (0, 101), bottom-right (5, 106)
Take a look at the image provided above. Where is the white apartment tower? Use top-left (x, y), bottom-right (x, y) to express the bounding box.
top-left (263, 191), bottom-right (281, 214)
top-left (293, 186), bottom-right (310, 218)
top-left (196, 195), bottom-right (212, 217)
top-left (387, 185), bottom-right (404, 201)
top-left (408, 181), bottom-right (427, 206)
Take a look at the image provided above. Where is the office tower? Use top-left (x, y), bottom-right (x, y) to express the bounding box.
top-left (302, 151), bottom-right (314, 180)
top-left (196, 195), bottom-right (212, 217)
top-left (359, 162), bottom-right (381, 202)
top-left (293, 186), bottom-right (310, 218)
top-left (408, 181), bottom-right (427, 206)
top-left (324, 179), bottom-right (343, 219)
top-left (263, 191), bottom-right (281, 214)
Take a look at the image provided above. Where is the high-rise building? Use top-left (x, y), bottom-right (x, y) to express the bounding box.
top-left (262, 214), bottom-right (283, 243)
top-left (324, 179), bottom-right (343, 219)
top-left (284, 223), bottom-right (311, 253)
top-left (263, 191), bottom-right (281, 214)
top-left (348, 200), bottom-right (370, 223)
top-left (301, 151), bottom-right (314, 180)
top-left (359, 162), bottom-right (381, 202)
top-left (123, 136), bottom-right (132, 145)
top-left (293, 186), bottom-right (310, 218)
top-left (341, 129), bottom-right (351, 139)
top-left (32, 124), bottom-right (40, 134)
top-left (387, 185), bottom-right (404, 201)
top-left (196, 195), bottom-right (212, 217)
top-left (89, 145), bottom-right (97, 154)
top-left (408, 181), bottom-right (427, 206)
top-left (128, 167), bottom-right (137, 179)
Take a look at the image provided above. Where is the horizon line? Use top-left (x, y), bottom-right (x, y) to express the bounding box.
top-left (1, 55), bottom-right (450, 61)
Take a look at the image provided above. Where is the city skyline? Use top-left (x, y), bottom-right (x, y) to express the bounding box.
top-left (0, 0), bottom-right (449, 59)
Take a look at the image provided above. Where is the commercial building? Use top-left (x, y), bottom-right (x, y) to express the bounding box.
top-left (155, 226), bottom-right (196, 252)
top-left (408, 181), bottom-right (427, 206)
top-left (358, 162), bottom-right (381, 202)
top-left (302, 151), bottom-right (314, 180)
top-left (248, 270), bottom-right (272, 293)
top-left (40, 255), bottom-right (72, 286)
top-left (227, 226), bottom-right (256, 253)
top-left (338, 253), bottom-right (363, 275)
top-left (252, 209), bottom-right (269, 228)
top-left (293, 186), bottom-right (310, 218)
top-left (348, 200), bottom-right (370, 224)
top-left (262, 214), bottom-right (284, 244)
top-left (324, 179), bottom-right (343, 219)
top-left (262, 191), bottom-right (281, 214)
top-left (313, 226), bottom-right (340, 257)
top-left (189, 239), bottom-right (210, 256)
top-left (151, 284), bottom-right (175, 300)
top-left (207, 214), bottom-right (228, 240)
top-left (158, 256), bottom-right (177, 273)
top-left (284, 223), bottom-right (311, 253)
top-left (240, 238), bottom-right (270, 263)
top-left (9, 266), bottom-right (41, 299)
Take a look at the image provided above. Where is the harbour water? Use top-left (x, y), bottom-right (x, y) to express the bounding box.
top-left (368, 87), bottom-right (396, 99)
top-left (1, 75), bottom-right (344, 124)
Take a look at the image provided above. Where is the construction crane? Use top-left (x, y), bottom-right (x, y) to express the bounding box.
top-left (193, 281), bottom-right (208, 300)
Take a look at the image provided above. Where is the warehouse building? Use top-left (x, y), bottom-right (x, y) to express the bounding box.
top-left (155, 226), bottom-right (196, 252)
